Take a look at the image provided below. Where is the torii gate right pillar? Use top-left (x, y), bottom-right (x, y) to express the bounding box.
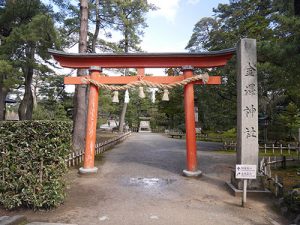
top-left (182, 66), bottom-right (202, 177)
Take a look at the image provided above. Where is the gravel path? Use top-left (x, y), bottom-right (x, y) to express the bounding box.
top-left (1, 133), bottom-right (288, 225)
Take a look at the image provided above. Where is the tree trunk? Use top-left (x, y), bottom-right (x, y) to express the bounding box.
top-left (118, 27), bottom-right (129, 133)
top-left (18, 71), bottom-right (34, 120)
top-left (18, 47), bottom-right (34, 120)
top-left (79, 0), bottom-right (88, 53)
top-left (0, 83), bottom-right (8, 121)
top-left (32, 83), bottom-right (38, 109)
top-left (118, 101), bottom-right (127, 132)
top-left (91, 0), bottom-right (100, 53)
top-left (72, 78), bottom-right (88, 152)
top-left (72, 0), bottom-right (89, 152)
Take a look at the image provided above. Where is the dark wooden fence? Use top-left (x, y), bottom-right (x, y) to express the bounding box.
top-left (259, 156), bottom-right (297, 197)
top-left (66, 131), bottom-right (131, 167)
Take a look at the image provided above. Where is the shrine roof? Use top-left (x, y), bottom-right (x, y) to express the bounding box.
top-left (48, 48), bottom-right (236, 69)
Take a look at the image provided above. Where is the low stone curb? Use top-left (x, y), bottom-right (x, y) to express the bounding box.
top-left (0, 216), bottom-right (78, 225)
top-left (26, 223), bottom-right (77, 225)
top-left (0, 215), bottom-right (26, 225)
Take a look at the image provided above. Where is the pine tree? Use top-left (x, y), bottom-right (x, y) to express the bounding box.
top-left (185, 0), bottom-right (300, 136)
top-left (108, 0), bottom-right (156, 132)
top-left (0, 0), bottom-right (60, 120)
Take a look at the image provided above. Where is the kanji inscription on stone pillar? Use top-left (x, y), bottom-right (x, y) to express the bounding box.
top-left (237, 38), bottom-right (259, 167)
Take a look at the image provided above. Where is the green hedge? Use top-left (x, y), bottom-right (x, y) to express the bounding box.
top-left (284, 188), bottom-right (300, 215)
top-left (0, 121), bottom-right (72, 210)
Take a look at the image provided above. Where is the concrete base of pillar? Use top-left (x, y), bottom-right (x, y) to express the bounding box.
top-left (226, 182), bottom-right (271, 197)
top-left (79, 167), bottom-right (98, 174)
top-left (227, 169), bottom-right (271, 197)
top-left (183, 169), bottom-right (202, 177)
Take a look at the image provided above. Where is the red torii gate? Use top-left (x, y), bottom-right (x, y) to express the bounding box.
top-left (49, 49), bottom-right (235, 176)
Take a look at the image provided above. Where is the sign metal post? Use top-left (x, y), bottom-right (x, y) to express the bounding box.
top-left (243, 179), bottom-right (247, 207)
top-left (236, 164), bottom-right (257, 207)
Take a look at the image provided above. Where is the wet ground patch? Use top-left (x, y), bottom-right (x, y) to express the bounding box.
top-left (123, 177), bottom-right (177, 188)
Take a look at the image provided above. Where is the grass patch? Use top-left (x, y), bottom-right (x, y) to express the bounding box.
top-left (259, 151), bottom-right (299, 158)
top-left (196, 137), bottom-right (224, 143)
top-left (96, 131), bottom-right (119, 143)
top-left (95, 154), bottom-right (104, 161)
top-left (198, 128), bottom-right (236, 143)
top-left (214, 149), bottom-right (236, 154)
top-left (272, 164), bottom-right (300, 191)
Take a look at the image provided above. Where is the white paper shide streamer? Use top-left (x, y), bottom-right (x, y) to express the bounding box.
top-left (124, 89), bottom-right (130, 103)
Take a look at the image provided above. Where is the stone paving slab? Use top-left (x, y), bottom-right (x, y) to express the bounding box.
top-left (0, 215), bottom-right (26, 225)
top-left (26, 223), bottom-right (77, 225)
top-left (0, 216), bottom-right (9, 222)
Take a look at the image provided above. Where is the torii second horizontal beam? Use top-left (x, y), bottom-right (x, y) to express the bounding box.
top-left (64, 75), bottom-right (221, 85)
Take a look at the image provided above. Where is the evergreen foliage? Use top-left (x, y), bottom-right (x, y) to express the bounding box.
top-left (185, 0), bottom-right (300, 140)
top-left (0, 121), bottom-right (72, 209)
top-left (0, 0), bottom-right (61, 120)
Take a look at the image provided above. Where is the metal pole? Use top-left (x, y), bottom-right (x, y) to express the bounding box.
top-left (79, 66), bottom-right (101, 174)
top-left (264, 125), bottom-right (267, 144)
top-left (242, 179), bottom-right (247, 207)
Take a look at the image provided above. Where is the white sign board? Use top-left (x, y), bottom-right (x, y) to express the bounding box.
top-left (236, 164), bottom-right (257, 179)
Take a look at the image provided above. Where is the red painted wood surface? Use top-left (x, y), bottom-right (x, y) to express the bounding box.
top-left (83, 69), bottom-right (100, 169)
top-left (49, 49), bottom-right (235, 69)
top-left (183, 69), bottom-right (198, 172)
top-left (64, 75), bottom-right (222, 85)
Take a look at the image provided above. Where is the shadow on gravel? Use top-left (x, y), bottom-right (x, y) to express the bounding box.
top-left (200, 174), bottom-right (228, 187)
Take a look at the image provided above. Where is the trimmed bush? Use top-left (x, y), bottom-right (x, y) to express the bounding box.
top-left (284, 188), bottom-right (300, 215)
top-left (0, 121), bottom-right (72, 210)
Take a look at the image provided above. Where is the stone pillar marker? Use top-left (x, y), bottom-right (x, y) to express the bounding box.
top-left (237, 38), bottom-right (259, 167)
top-left (228, 38), bottom-right (266, 193)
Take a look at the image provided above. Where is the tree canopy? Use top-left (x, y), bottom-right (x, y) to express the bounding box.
top-left (1, 0), bottom-right (299, 142)
top-left (0, 0), bottom-right (60, 120)
top-left (185, 0), bottom-right (300, 140)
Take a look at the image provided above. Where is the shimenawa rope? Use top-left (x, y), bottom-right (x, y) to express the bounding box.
top-left (82, 73), bottom-right (209, 91)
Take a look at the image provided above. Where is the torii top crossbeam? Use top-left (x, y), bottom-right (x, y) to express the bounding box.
top-left (48, 48), bottom-right (235, 69)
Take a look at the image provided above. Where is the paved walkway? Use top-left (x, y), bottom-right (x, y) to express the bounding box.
top-left (2, 133), bottom-right (287, 225)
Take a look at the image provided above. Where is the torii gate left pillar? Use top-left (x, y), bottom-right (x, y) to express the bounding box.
top-left (79, 66), bottom-right (101, 174)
